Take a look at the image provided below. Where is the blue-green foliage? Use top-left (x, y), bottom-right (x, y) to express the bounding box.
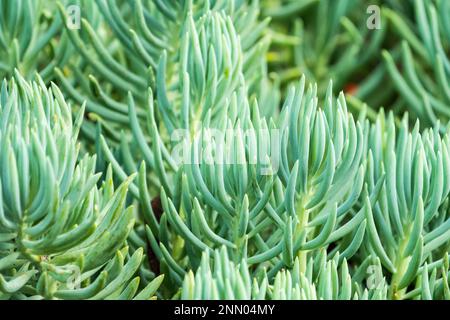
top-left (1, 0), bottom-right (450, 300)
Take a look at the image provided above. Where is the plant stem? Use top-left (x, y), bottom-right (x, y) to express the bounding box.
top-left (295, 194), bottom-right (309, 273)
top-left (389, 235), bottom-right (411, 300)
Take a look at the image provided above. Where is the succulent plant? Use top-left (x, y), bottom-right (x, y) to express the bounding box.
top-left (0, 72), bottom-right (162, 299)
top-left (382, 0), bottom-right (450, 128)
top-left (1, 0), bottom-right (450, 301)
top-left (181, 246), bottom-right (388, 300)
top-left (55, 0), bottom-right (277, 142)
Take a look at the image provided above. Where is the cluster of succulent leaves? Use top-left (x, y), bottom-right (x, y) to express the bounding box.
top-left (1, 0), bottom-right (450, 300)
top-left (0, 71), bottom-right (163, 299)
top-left (264, 0), bottom-right (450, 127)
